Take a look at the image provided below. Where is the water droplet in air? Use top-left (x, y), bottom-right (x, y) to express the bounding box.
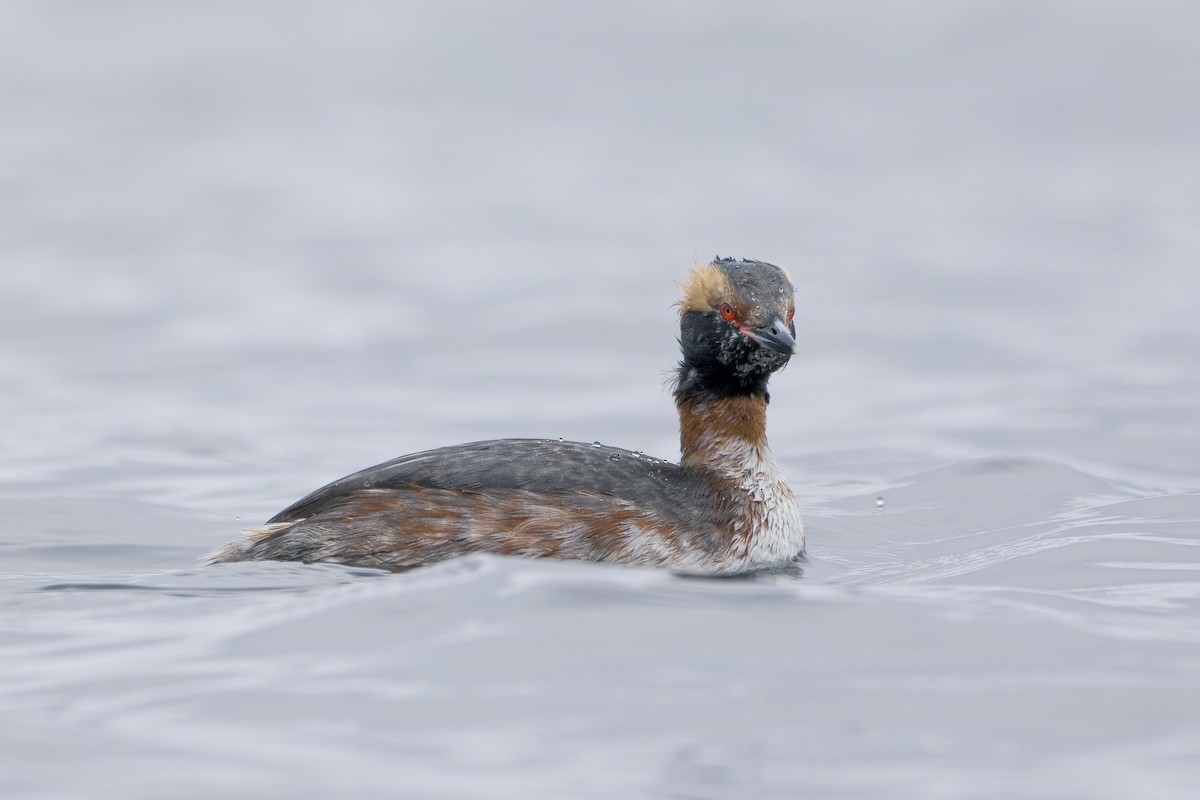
top-left (609, 452), bottom-right (621, 461)
top-left (875, 496), bottom-right (885, 510)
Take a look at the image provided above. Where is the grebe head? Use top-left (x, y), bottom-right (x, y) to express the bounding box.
top-left (675, 257), bottom-right (797, 400)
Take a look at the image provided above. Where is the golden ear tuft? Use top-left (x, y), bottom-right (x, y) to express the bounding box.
top-left (674, 261), bottom-right (731, 315)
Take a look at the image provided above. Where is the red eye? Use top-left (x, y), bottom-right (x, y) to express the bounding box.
top-left (787, 307), bottom-right (795, 322)
top-left (719, 302), bottom-right (736, 321)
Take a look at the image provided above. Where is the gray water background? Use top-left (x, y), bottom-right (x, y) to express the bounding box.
top-left (2, 2), bottom-right (1199, 797)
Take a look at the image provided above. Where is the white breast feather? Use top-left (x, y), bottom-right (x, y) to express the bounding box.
top-left (705, 435), bottom-right (805, 569)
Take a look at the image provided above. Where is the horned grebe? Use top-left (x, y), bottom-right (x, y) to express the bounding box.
top-left (208, 258), bottom-right (804, 574)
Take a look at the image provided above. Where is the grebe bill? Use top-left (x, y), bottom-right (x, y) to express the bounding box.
top-left (208, 257), bottom-right (804, 574)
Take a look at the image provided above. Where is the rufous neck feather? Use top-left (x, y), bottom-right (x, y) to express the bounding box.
top-left (676, 393), bottom-right (769, 473)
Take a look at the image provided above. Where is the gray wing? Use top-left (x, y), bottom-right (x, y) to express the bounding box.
top-left (268, 439), bottom-right (713, 524)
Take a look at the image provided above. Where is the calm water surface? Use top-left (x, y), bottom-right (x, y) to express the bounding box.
top-left (2, 2), bottom-right (1199, 798)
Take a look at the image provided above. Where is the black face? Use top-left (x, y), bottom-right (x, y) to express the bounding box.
top-left (676, 259), bottom-right (796, 400)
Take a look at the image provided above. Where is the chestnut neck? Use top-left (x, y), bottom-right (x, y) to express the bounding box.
top-left (675, 391), bottom-right (770, 475)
